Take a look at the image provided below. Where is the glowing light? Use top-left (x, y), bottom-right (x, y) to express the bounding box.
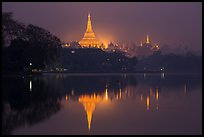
top-left (29, 80), bottom-right (32, 92)
top-left (71, 50), bottom-right (75, 54)
top-left (78, 95), bottom-right (102, 131)
top-left (66, 95), bottom-right (68, 101)
top-left (156, 88), bottom-right (159, 101)
top-left (146, 96), bottom-right (150, 110)
top-left (161, 73), bottom-right (165, 79)
top-left (140, 41), bottom-right (143, 47)
top-left (146, 35), bottom-right (150, 44)
top-left (105, 87), bottom-right (108, 100)
top-left (99, 39), bottom-right (109, 49)
top-left (79, 13), bottom-right (103, 48)
top-left (119, 90), bottom-right (122, 99)
top-left (104, 44), bottom-right (108, 49)
top-left (30, 63), bottom-right (32, 66)
top-left (65, 43), bottom-right (69, 47)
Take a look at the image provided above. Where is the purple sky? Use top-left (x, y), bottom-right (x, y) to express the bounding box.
top-left (2, 2), bottom-right (202, 53)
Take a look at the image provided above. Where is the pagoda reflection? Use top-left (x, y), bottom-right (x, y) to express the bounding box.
top-left (78, 94), bottom-right (103, 130)
top-left (64, 85), bottom-right (160, 131)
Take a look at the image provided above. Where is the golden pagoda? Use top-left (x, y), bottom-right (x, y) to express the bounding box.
top-left (79, 13), bottom-right (102, 48)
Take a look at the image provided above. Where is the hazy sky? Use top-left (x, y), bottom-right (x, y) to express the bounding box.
top-left (2, 2), bottom-right (202, 52)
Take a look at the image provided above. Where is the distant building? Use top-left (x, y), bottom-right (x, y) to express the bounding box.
top-left (106, 42), bottom-right (118, 51)
top-left (141, 35), bottom-right (152, 48)
top-left (79, 13), bottom-right (105, 49)
top-left (136, 35), bottom-right (160, 57)
top-left (62, 41), bottom-right (83, 49)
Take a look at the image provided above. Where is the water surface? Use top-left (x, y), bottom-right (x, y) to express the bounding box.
top-left (2, 73), bottom-right (202, 135)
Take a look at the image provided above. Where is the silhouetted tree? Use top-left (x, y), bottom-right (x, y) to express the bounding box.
top-left (2, 12), bottom-right (62, 73)
top-left (2, 12), bottom-right (25, 47)
top-left (24, 24), bottom-right (62, 69)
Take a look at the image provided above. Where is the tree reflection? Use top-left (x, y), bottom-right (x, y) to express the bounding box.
top-left (2, 73), bottom-right (201, 134)
top-left (2, 76), bottom-right (62, 135)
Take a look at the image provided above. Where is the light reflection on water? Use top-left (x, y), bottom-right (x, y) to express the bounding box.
top-left (66, 83), bottom-right (162, 131)
top-left (2, 73), bottom-right (202, 135)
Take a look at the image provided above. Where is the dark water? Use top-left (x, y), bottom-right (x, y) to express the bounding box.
top-left (2, 73), bottom-right (202, 135)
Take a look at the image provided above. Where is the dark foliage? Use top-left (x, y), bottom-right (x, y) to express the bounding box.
top-left (60, 48), bottom-right (138, 72)
top-left (135, 52), bottom-right (202, 73)
top-left (2, 12), bottom-right (62, 73)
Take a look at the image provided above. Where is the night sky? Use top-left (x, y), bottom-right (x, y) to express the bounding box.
top-left (2, 2), bottom-right (202, 53)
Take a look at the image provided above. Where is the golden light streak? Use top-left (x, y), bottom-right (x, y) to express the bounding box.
top-left (146, 35), bottom-right (150, 44)
top-left (105, 87), bottom-right (108, 100)
top-left (156, 88), bottom-right (159, 101)
top-left (146, 96), bottom-right (150, 110)
top-left (119, 90), bottom-right (122, 99)
top-left (78, 95), bottom-right (101, 131)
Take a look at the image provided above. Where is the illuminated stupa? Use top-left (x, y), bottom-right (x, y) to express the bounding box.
top-left (145, 35), bottom-right (160, 50)
top-left (79, 13), bottom-right (102, 48)
top-left (146, 35), bottom-right (150, 44)
top-left (144, 34), bottom-right (151, 47)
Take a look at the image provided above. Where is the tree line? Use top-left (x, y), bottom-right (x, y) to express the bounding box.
top-left (2, 12), bottom-right (139, 74)
top-left (2, 12), bottom-right (62, 73)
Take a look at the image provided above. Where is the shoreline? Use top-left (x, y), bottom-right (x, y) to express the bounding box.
top-left (2, 71), bottom-right (202, 77)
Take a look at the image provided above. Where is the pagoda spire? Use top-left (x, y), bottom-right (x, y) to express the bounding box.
top-left (146, 35), bottom-right (150, 44)
top-left (86, 13), bottom-right (93, 33)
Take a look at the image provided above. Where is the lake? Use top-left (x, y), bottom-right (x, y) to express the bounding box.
top-left (2, 73), bottom-right (202, 135)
